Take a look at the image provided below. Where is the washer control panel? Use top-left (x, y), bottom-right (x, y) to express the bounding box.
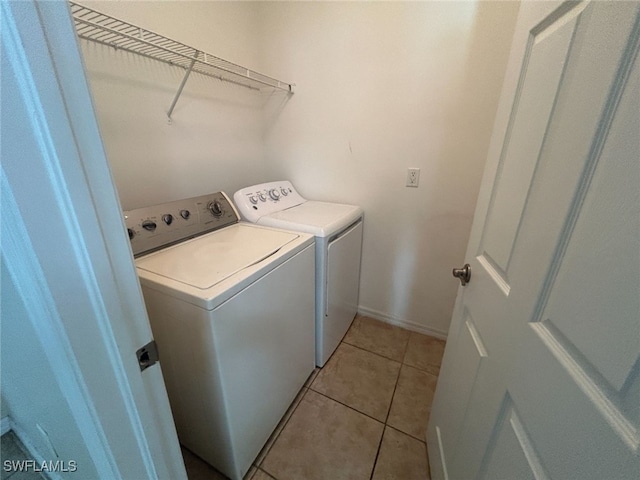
top-left (234, 181), bottom-right (306, 223)
top-left (124, 192), bottom-right (239, 257)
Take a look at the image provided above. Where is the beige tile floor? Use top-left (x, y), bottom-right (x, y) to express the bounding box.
top-left (182, 315), bottom-right (446, 480)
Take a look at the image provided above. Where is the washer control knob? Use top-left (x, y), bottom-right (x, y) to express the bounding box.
top-left (162, 214), bottom-right (173, 225)
top-left (207, 200), bottom-right (224, 217)
top-left (269, 188), bottom-right (281, 200)
top-left (180, 209), bottom-right (190, 220)
top-left (280, 187), bottom-right (289, 196)
top-left (257, 192), bottom-right (267, 202)
top-left (249, 195), bottom-right (258, 205)
top-left (142, 220), bottom-right (157, 232)
top-left (127, 228), bottom-right (135, 240)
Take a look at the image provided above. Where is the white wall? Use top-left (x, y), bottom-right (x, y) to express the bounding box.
top-left (80, 1), bottom-right (518, 336)
top-left (80, 1), bottom-right (273, 210)
top-left (259, 2), bottom-right (519, 335)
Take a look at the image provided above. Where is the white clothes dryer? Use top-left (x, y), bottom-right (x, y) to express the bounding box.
top-left (234, 181), bottom-right (363, 366)
top-left (124, 192), bottom-right (315, 480)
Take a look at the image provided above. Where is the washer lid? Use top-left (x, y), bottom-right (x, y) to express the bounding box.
top-left (259, 201), bottom-right (363, 237)
top-left (135, 224), bottom-right (299, 289)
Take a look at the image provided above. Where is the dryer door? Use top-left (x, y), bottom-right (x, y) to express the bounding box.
top-left (323, 221), bottom-right (363, 364)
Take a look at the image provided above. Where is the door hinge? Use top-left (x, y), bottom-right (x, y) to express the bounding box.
top-left (136, 340), bottom-right (159, 372)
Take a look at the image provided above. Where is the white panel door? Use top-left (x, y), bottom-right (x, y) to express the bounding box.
top-left (427, 2), bottom-right (640, 479)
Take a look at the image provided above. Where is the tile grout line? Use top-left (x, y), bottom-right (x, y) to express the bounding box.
top-left (402, 332), bottom-right (446, 374)
top-left (342, 339), bottom-right (405, 364)
top-left (308, 365), bottom-right (430, 445)
top-left (400, 330), bottom-right (413, 363)
top-left (254, 386), bottom-right (310, 475)
top-left (382, 331), bottom-right (411, 425)
top-left (382, 356), bottom-right (405, 426)
top-left (368, 423), bottom-right (386, 480)
top-left (344, 330), bottom-right (443, 375)
top-left (396, 333), bottom-right (443, 444)
top-left (385, 424), bottom-right (428, 445)
top-left (315, 331), bottom-right (439, 434)
top-left (307, 388), bottom-right (387, 426)
top-left (253, 324), bottom-right (440, 480)
top-left (370, 332), bottom-right (411, 480)
top-left (306, 385), bottom-right (388, 480)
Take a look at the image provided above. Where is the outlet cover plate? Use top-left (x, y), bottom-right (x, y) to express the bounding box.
top-left (406, 168), bottom-right (420, 187)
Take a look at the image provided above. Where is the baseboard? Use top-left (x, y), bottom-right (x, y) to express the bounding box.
top-left (1, 416), bottom-right (11, 436)
top-left (357, 306), bottom-right (448, 340)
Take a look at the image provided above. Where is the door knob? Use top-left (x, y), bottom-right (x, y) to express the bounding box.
top-left (452, 264), bottom-right (471, 286)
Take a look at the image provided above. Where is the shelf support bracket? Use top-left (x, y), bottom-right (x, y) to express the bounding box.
top-left (167, 51), bottom-right (199, 122)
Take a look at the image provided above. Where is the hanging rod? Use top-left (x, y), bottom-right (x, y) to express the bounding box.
top-left (68, 2), bottom-right (294, 120)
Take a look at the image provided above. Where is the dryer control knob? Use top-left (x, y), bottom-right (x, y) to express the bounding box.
top-left (127, 228), bottom-right (135, 240)
top-left (258, 192), bottom-right (267, 202)
top-left (162, 214), bottom-right (174, 225)
top-left (280, 187), bottom-right (289, 196)
top-left (249, 195), bottom-right (258, 205)
top-left (207, 200), bottom-right (224, 217)
top-left (142, 220), bottom-right (157, 232)
top-left (180, 209), bottom-right (190, 220)
top-left (269, 188), bottom-right (281, 200)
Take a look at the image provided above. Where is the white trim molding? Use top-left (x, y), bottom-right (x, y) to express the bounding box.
top-left (1, 1), bottom-right (185, 478)
top-left (1, 417), bottom-right (11, 436)
top-left (357, 305), bottom-right (448, 340)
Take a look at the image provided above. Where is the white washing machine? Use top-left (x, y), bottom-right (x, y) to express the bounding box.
top-left (234, 181), bottom-right (363, 367)
top-left (124, 192), bottom-right (315, 480)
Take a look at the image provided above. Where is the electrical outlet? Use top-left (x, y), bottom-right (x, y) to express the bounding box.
top-left (406, 168), bottom-right (420, 187)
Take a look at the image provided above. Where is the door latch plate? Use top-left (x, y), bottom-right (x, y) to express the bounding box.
top-left (136, 340), bottom-right (159, 372)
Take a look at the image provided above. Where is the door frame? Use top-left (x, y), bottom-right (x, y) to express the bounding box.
top-left (1, 1), bottom-right (185, 478)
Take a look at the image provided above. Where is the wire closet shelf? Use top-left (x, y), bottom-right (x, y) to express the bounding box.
top-left (69, 2), bottom-right (294, 119)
